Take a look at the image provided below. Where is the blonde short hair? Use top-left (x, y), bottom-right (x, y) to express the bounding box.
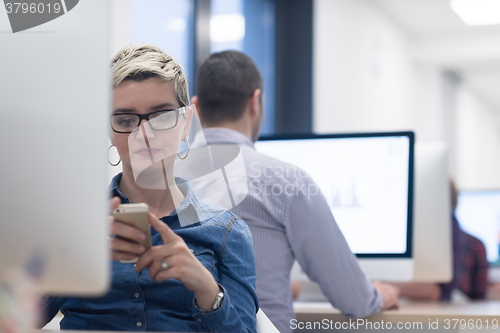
top-left (111, 43), bottom-right (190, 107)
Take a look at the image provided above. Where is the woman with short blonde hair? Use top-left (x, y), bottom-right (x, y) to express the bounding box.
top-left (41, 43), bottom-right (258, 332)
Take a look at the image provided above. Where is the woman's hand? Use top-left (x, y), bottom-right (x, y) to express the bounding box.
top-left (134, 213), bottom-right (220, 311)
top-left (108, 197), bottom-right (148, 262)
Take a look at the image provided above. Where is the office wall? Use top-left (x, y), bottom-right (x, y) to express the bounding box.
top-left (313, 0), bottom-right (500, 189)
top-left (313, 0), bottom-right (419, 135)
top-left (313, 0), bottom-right (454, 142)
top-left (109, 0), bottom-right (130, 57)
top-left (456, 86), bottom-right (500, 189)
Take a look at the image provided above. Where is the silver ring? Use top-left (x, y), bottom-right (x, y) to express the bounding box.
top-left (159, 258), bottom-right (170, 271)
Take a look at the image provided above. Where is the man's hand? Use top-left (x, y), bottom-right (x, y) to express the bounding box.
top-left (373, 281), bottom-right (400, 310)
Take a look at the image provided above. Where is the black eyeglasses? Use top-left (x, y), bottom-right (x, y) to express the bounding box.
top-left (111, 106), bottom-right (187, 134)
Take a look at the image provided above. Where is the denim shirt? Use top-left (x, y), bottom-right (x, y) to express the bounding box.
top-left (42, 174), bottom-right (258, 332)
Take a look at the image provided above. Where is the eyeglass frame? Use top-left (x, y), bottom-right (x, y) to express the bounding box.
top-left (111, 106), bottom-right (187, 134)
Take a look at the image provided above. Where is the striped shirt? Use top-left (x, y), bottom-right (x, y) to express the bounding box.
top-left (192, 128), bottom-right (383, 333)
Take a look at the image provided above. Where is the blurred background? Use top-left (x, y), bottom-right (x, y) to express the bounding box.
top-left (109, 0), bottom-right (500, 191)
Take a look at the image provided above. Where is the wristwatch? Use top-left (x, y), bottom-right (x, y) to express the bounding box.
top-left (211, 289), bottom-right (224, 310)
top-left (195, 287), bottom-right (224, 312)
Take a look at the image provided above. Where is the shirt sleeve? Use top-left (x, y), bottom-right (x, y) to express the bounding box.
top-left (285, 176), bottom-right (383, 317)
top-left (192, 216), bottom-right (259, 332)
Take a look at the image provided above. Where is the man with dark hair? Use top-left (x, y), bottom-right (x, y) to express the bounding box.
top-left (195, 50), bottom-right (264, 140)
top-left (192, 50), bottom-right (399, 333)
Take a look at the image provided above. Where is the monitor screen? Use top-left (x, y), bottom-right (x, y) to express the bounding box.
top-left (456, 190), bottom-right (500, 265)
top-left (255, 132), bottom-right (414, 257)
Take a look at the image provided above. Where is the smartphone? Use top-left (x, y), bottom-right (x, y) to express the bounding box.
top-left (112, 203), bottom-right (152, 263)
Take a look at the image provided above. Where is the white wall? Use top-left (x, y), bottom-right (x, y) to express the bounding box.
top-left (109, 0), bottom-right (131, 57)
top-left (456, 86), bottom-right (500, 189)
top-left (313, 0), bottom-right (452, 143)
top-left (314, 0), bottom-right (418, 134)
top-left (313, 0), bottom-right (500, 189)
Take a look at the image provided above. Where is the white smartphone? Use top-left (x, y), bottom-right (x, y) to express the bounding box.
top-left (112, 203), bottom-right (152, 263)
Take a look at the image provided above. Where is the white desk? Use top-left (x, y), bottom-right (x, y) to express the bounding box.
top-left (42, 302), bottom-right (500, 332)
top-left (294, 301), bottom-right (500, 332)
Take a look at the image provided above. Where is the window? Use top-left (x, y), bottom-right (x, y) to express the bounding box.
top-left (210, 0), bottom-right (275, 135)
top-left (128, 0), bottom-right (280, 135)
top-left (130, 0), bottom-right (195, 91)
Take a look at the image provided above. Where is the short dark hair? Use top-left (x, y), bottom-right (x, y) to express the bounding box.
top-left (196, 50), bottom-right (263, 125)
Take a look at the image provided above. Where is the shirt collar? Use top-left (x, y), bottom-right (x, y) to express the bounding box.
top-left (109, 173), bottom-right (202, 227)
top-left (192, 128), bottom-right (255, 149)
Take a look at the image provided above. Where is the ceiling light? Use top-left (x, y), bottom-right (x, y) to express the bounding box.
top-left (210, 13), bottom-right (245, 43)
top-left (449, 0), bottom-right (500, 26)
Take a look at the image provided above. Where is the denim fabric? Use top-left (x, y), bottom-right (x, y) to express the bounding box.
top-left (42, 174), bottom-right (258, 332)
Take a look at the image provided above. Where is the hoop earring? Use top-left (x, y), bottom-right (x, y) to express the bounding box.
top-left (178, 136), bottom-right (190, 160)
top-left (108, 145), bottom-right (121, 166)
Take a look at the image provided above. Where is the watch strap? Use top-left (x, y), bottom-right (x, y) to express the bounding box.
top-left (212, 290), bottom-right (224, 310)
top-left (194, 285), bottom-right (225, 312)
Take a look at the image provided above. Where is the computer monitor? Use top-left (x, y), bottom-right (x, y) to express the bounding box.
top-left (412, 142), bottom-right (452, 282)
top-left (255, 132), bottom-right (415, 281)
top-left (0, 1), bottom-right (110, 295)
top-left (456, 189), bottom-right (500, 282)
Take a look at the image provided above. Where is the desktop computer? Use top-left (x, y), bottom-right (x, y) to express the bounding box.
top-left (255, 132), bottom-right (415, 281)
top-left (456, 190), bottom-right (500, 282)
top-left (0, 0), bottom-right (110, 295)
top-left (412, 142), bottom-right (453, 282)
